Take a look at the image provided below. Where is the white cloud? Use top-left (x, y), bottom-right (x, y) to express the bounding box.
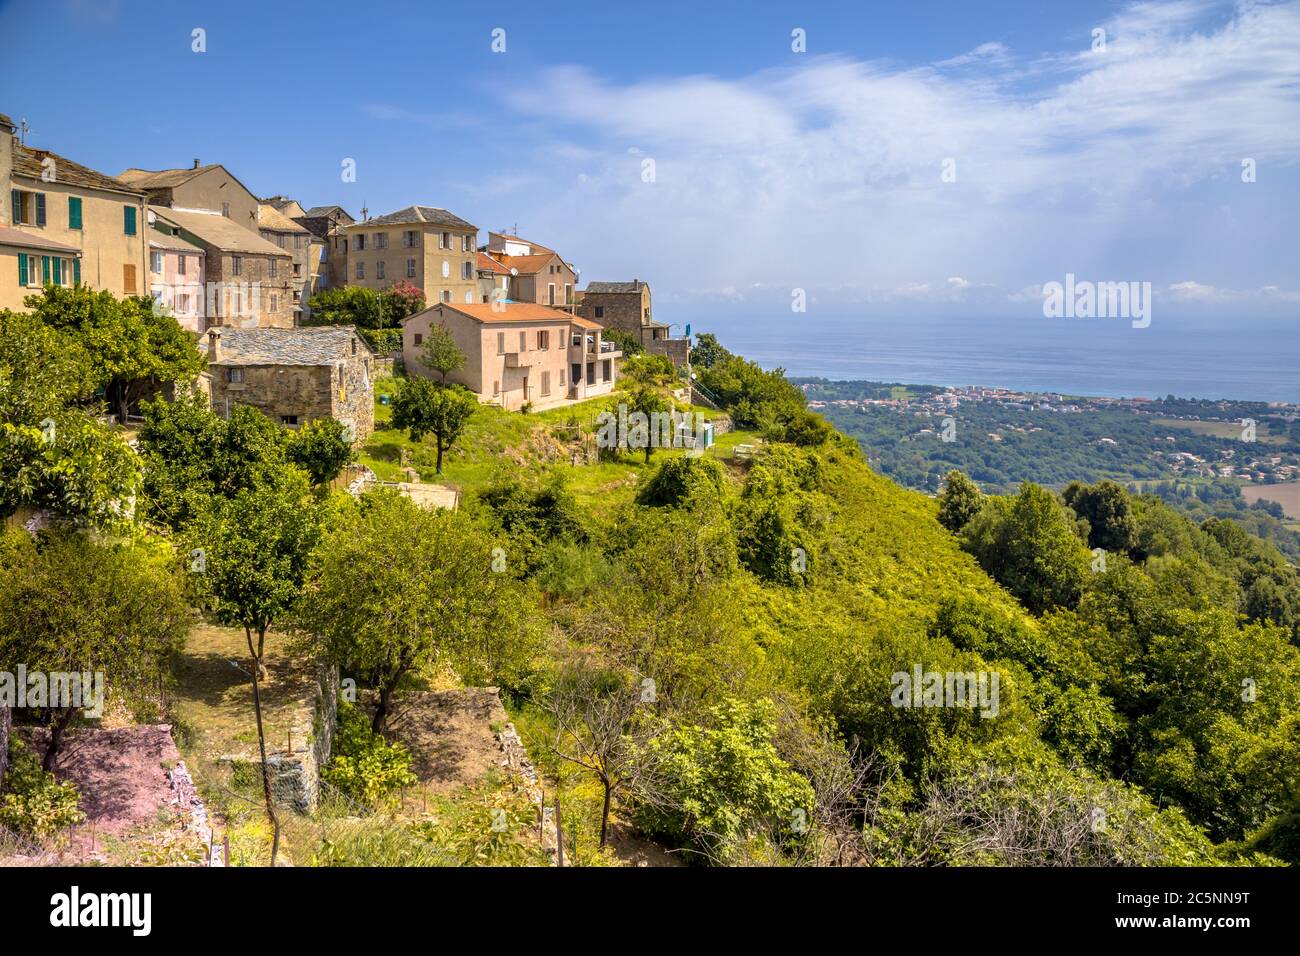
top-left (489, 1), bottom-right (1300, 315)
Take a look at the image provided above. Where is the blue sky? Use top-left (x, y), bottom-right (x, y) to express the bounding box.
top-left (2, 0), bottom-right (1298, 341)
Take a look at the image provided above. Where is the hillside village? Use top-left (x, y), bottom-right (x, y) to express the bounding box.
top-left (3, 109), bottom-right (1300, 875)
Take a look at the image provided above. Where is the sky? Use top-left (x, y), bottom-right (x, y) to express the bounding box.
top-left (2, 0), bottom-right (1298, 376)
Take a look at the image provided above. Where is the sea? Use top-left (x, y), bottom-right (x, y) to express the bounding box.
top-left (693, 313), bottom-right (1300, 404)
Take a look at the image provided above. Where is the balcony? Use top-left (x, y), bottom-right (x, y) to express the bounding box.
top-left (503, 351), bottom-right (541, 368)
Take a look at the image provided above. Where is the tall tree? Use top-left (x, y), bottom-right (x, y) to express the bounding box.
top-left (294, 489), bottom-right (536, 733)
top-left (417, 322), bottom-right (466, 384)
top-left (391, 379), bottom-right (477, 474)
top-left (937, 469), bottom-right (983, 532)
top-left (188, 470), bottom-right (321, 864)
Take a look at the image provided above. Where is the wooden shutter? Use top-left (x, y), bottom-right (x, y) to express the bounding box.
top-left (35, 193), bottom-right (46, 226)
top-left (17, 253), bottom-right (27, 286)
top-left (123, 205), bottom-right (137, 235)
top-left (123, 263), bottom-right (137, 294)
top-left (42, 256), bottom-right (51, 284)
top-left (72, 258), bottom-right (80, 284)
top-left (68, 197), bottom-right (82, 230)
top-left (52, 257), bottom-right (62, 285)
top-left (9, 190), bottom-right (19, 223)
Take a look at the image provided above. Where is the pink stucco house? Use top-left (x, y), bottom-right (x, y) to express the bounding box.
top-left (402, 301), bottom-right (620, 410)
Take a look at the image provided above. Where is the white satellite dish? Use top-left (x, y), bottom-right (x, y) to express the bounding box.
top-left (510, 267), bottom-right (519, 276)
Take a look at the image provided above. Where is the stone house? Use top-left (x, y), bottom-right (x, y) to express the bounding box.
top-left (154, 207), bottom-right (296, 328)
top-left (202, 325), bottom-right (374, 442)
top-left (258, 203), bottom-right (321, 323)
top-left (1, 111), bottom-right (150, 310)
top-left (343, 205), bottom-right (477, 305)
top-left (296, 205), bottom-right (354, 292)
top-left (578, 279), bottom-right (690, 366)
top-left (148, 219), bottom-right (206, 331)
top-left (402, 301), bottom-right (619, 411)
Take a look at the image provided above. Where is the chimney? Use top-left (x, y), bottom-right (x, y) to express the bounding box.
top-left (193, 158), bottom-right (200, 169)
top-left (207, 327), bottom-right (222, 362)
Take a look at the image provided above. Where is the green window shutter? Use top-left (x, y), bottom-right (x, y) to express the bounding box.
top-left (18, 253), bottom-right (27, 286)
top-left (123, 205), bottom-right (137, 235)
top-left (10, 190), bottom-right (19, 223)
top-left (35, 193), bottom-right (46, 227)
top-left (42, 256), bottom-right (51, 284)
top-left (52, 257), bottom-right (62, 285)
top-left (72, 258), bottom-right (80, 285)
top-left (69, 197), bottom-right (82, 230)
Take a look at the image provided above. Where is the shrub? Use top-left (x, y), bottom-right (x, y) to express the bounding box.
top-left (635, 455), bottom-right (726, 508)
top-left (0, 739), bottom-right (85, 840)
top-left (321, 703), bottom-right (418, 809)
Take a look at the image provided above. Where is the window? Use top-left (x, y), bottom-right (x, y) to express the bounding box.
top-left (150, 252), bottom-right (163, 273)
top-left (270, 294), bottom-right (279, 311)
top-left (406, 258), bottom-right (416, 278)
top-left (72, 259), bottom-right (80, 285)
top-left (441, 289), bottom-right (450, 303)
top-left (16, 253), bottom-right (28, 286)
top-left (462, 235), bottom-right (472, 252)
top-left (227, 368), bottom-right (244, 383)
top-left (403, 230), bottom-right (419, 248)
top-left (519, 331), bottom-right (527, 352)
top-left (269, 258), bottom-right (278, 278)
top-left (413, 333), bottom-right (423, 346)
top-left (560, 368), bottom-right (566, 387)
top-left (221, 202), bottom-right (231, 218)
top-left (353, 234), bottom-right (366, 251)
top-left (123, 204), bottom-right (137, 236)
top-left (356, 262), bottom-right (365, 279)
top-left (572, 331), bottom-right (581, 346)
top-left (280, 415), bottom-right (298, 426)
top-left (177, 294), bottom-right (190, 314)
top-left (231, 256), bottom-right (242, 276)
top-left (497, 332), bottom-right (505, 354)
top-left (293, 290), bottom-right (301, 303)
top-left (123, 263), bottom-right (137, 294)
top-left (548, 283), bottom-right (555, 306)
top-left (51, 257), bottom-right (63, 286)
top-left (594, 306), bottom-right (604, 318)
top-left (294, 234), bottom-right (303, 250)
top-left (602, 359), bottom-right (612, 382)
top-left (464, 289), bottom-right (473, 303)
top-left (293, 263), bottom-right (301, 276)
top-left (440, 231), bottom-right (450, 249)
top-left (376, 233), bottom-right (388, 249)
top-left (541, 371), bottom-right (551, 397)
top-left (376, 260), bottom-right (386, 280)
top-left (178, 255), bottom-right (187, 275)
top-left (68, 196), bottom-right (82, 230)
top-left (441, 260), bottom-right (450, 279)
top-left (537, 330), bottom-right (549, 350)
top-left (564, 283), bottom-right (572, 304)
top-left (10, 190), bottom-right (44, 226)
top-left (493, 380), bottom-right (500, 396)
top-left (461, 260), bottom-right (472, 280)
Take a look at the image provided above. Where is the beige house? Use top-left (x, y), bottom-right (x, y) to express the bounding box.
top-left (343, 205), bottom-right (477, 304)
top-left (402, 302), bottom-right (619, 411)
top-left (154, 207), bottom-right (295, 328)
top-left (257, 203), bottom-right (321, 322)
top-left (482, 232), bottom-right (577, 307)
top-left (202, 325), bottom-right (375, 443)
top-left (1, 111), bottom-right (149, 310)
top-left (119, 161), bottom-right (261, 235)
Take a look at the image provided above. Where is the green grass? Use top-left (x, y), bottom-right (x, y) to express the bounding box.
top-left (360, 375), bottom-right (758, 514)
top-left (1148, 416), bottom-right (1289, 445)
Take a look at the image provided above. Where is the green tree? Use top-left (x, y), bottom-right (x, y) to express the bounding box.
top-left (0, 530), bottom-right (190, 769)
top-left (962, 483), bottom-right (1091, 614)
top-left (381, 280), bottom-right (426, 324)
top-left (188, 470), bottom-right (321, 864)
top-left (636, 455), bottom-right (725, 508)
top-left (391, 378), bottom-right (477, 474)
top-left (304, 285), bottom-right (388, 330)
top-left (937, 469), bottom-right (983, 532)
top-left (285, 417), bottom-right (355, 487)
top-left (294, 489), bottom-right (537, 732)
top-left (24, 286), bottom-right (203, 423)
top-left (417, 322), bottom-right (466, 384)
top-left (690, 332), bottom-right (732, 369)
top-left (1064, 480), bottom-right (1138, 554)
top-left (0, 311), bottom-right (138, 526)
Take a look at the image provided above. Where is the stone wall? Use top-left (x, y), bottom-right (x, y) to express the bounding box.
top-left (0, 705), bottom-right (10, 784)
top-left (264, 663), bottom-right (339, 813)
top-left (209, 363), bottom-right (333, 427)
top-left (644, 336), bottom-right (690, 368)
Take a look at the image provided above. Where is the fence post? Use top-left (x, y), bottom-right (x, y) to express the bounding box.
top-left (555, 794), bottom-right (564, 868)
